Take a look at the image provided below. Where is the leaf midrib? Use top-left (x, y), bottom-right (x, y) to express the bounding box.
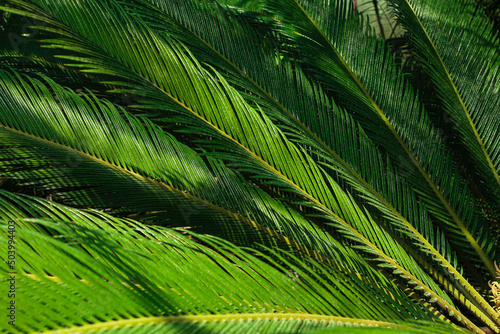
top-left (402, 0), bottom-right (500, 193)
top-left (36, 313), bottom-right (410, 334)
top-left (136, 0), bottom-right (490, 299)
top-left (5, 35), bottom-right (478, 330)
top-left (0, 126), bottom-right (347, 273)
top-left (2, 5), bottom-right (380, 284)
top-left (289, 0), bottom-right (499, 329)
top-left (138, 2), bottom-right (500, 314)
top-left (2, 2), bottom-right (494, 331)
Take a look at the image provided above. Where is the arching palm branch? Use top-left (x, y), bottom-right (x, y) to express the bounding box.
top-left (0, 0), bottom-right (499, 333)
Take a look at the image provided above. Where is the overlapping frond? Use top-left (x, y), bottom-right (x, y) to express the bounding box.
top-left (0, 0), bottom-right (499, 333)
top-left (122, 3), bottom-right (458, 285)
top-left (23, 0), bottom-right (494, 316)
top-left (77, 2), bottom-right (486, 309)
top-left (0, 68), bottom-right (368, 275)
top-left (1, 190), bottom-right (442, 333)
top-left (263, 0), bottom-right (497, 272)
top-left (0, 0), bottom-right (461, 324)
top-left (113, 1), bottom-right (490, 306)
top-left (0, 31), bottom-right (455, 320)
top-left (256, 0), bottom-right (499, 328)
top-left (387, 0), bottom-right (500, 214)
top-left (0, 2), bottom-right (470, 296)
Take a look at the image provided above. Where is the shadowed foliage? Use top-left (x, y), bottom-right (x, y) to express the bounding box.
top-left (0, 0), bottom-right (499, 333)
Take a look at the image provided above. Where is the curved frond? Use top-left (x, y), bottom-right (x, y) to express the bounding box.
top-left (0, 68), bottom-right (373, 278)
top-left (388, 0), bottom-right (500, 217)
top-left (0, 190), bottom-right (437, 333)
top-left (0, 5), bottom-right (467, 322)
top-left (110, 1), bottom-right (493, 310)
top-left (258, 0), bottom-right (500, 329)
top-left (0, 1), bottom-right (465, 326)
top-left (0, 0), bottom-right (499, 333)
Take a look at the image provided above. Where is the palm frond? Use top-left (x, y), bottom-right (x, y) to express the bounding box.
top-left (387, 0), bottom-right (500, 213)
top-left (257, 0), bottom-right (500, 329)
top-left (0, 44), bottom-right (453, 325)
top-left (0, 3), bottom-right (465, 297)
top-left (121, 0), bottom-right (481, 300)
top-left (2, 0), bottom-right (476, 316)
top-left (0, 190), bottom-right (441, 333)
top-left (0, 1), bottom-right (473, 326)
top-left (0, 0), bottom-right (499, 332)
top-left (114, 2), bottom-right (495, 307)
top-left (0, 68), bottom-right (375, 278)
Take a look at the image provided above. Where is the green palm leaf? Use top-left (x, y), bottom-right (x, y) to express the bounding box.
top-left (0, 190), bottom-right (441, 333)
top-left (256, 0), bottom-right (499, 328)
top-left (0, 55), bottom-right (454, 320)
top-left (387, 0), bottom-right (500, 215)
top-left (263, 0), bottom-right (496, 271)
top-left (0, 68), bottom-right (366, 275)
top-left (0, 0), bottom-right (499, 333)
top-left (0, 2), bottom-right (468, 322)
top-left (107, 2), bottom-right (490, 311)
top-left (0, 3), bottom-right (471, 302)
top-left (122, 1), bottom-right (460, 282)
top-left (102, 4), bottom-right (498, 313)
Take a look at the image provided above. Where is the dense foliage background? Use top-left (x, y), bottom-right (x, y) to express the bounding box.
top-left (0, 0), bottom-right (499, 333)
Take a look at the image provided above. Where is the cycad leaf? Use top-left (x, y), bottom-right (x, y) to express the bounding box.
top-left (387, 0), bottom-right (500, 214)
top-left (0, 68), bottom-right (369, 277)
top-left (0, 3), bottom-right (462, 316)
top-left (0, 0), bottom-right (498, 331)
top-left (117, 0), bottom-right (479, 303)
top-left (258, 0), bottom-right (500, 329)
top-left (0, 190), bottom-right (437, 333)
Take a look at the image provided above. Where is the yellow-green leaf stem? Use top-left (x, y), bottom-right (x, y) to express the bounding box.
top-left (38, 314), bottom-right (410, 334)
top-left (0, 126), bottom-right (338, 271)
top-left (397, 0), bottom-right (499, 278)
top-left (287, 0), bottom-right (499, 326)
top-left (401, 0), bottom-right (500, 194)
